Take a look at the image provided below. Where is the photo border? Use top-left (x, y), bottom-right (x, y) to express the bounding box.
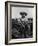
top-left (5, 1), bottom-right (37, 45)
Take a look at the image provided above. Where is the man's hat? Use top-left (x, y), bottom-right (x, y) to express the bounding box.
top-left (20, 12), bottom-right (27, 16)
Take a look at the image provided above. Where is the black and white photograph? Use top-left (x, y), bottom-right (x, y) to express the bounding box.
top-left (11, 7), bottom-right (33, 39)
top-left (5, 1), bottom-right (37, 44)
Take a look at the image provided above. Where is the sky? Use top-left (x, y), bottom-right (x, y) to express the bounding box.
top-left (11, 6), bottom-right (35, 19)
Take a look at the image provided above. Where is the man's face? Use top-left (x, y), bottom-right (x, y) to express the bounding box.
top-left (21, 15), bottom-right (25, 19)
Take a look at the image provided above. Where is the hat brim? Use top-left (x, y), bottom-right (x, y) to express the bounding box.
top-left (20, 12), bottom-right (27, 16)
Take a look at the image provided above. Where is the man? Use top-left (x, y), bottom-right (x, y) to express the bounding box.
top-left (18, 12), bottom-right (28, 38)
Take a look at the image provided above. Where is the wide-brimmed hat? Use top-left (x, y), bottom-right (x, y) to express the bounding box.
top-left (20, 12), bottom-right (27, 16)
